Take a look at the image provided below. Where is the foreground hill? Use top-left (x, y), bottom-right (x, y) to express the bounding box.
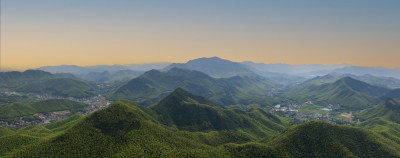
top-left (264, 121), bottom-right (400, 157)
top-left (4, 107), bottom-right (399, 157)
top-left (5, 98), bottom-right (282, 157)
top-left (110, 68), bottom-right (276, 106)
top-left (285, 77), bottom-right (389, 110)
top-left (1, 93), bottom-right (399, 157)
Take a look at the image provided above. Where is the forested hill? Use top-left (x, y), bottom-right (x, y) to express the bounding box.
top-left (109, 68), bottom-right (276, 106)
top-left (0, 70), bottom-right (96, 98)
top-left (2, 90), bottom-right (400, 157)
top-left (284, 77), bottom-right (389, 110)
top-left (152, 88), bottom-right (285, 133)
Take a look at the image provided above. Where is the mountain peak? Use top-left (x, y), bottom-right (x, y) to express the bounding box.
top-left (334, 76), bottom-right (368, 87)
top-left (81, 100), bottom-right (155, 137)
top-left (337, 76), bottom-right (356, 82)
top-left (143, 69), bottom-right (162, 76)
top-left (188, 56), bottom-right (228, 62)
top-left (156, 88), bottom-right (213, 107)
top-left (163, 57), bottom-right (255, 78)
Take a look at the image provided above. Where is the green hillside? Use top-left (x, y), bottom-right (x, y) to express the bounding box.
top-left (16, 78), bottom-right (95, 98)
top-left (341, 74), bottom-right (400, 89)
top-left (44, 114), bottom-right (84, 132)
top-left (152, 88), bottom-right (285, 135)
top-left (358, 98), bottom-right (400, 123)
top-left (0, 127), bottom-right (14, 137)
top-left (0, 70), bottom-right (53, 88)
top-left (285, 77), bottom-right (387, 110)
top-left (357, 99), bottom-right (400, 144)
top-left (2, 90), bottom-right (286, 157)
top-left (265, 121), bottom-right (400, 157)
top-left (0, 70), bottom-right (96, 98)
top-left (0, 95), bottom-right (35, 104)
top-left (77, 70), bottom-right (143, 83)
top-left (299, 74), bottom-right (340, 86)
top-left (4, 101), bottom-right (399, 157)
top-left (7, 101), bottom-right (229, 157)
top-left (382, 88), bottom-right (400, 100)
top-left (359, 117), bottom-right (400, 145)
top-left (0, 102), bottom-right (37, 119)
top-left (2, 90), bottom-right (399, 157)
top-left (109, 68), bottom-right (276, 106)
top-left (0, 99), bottom-right (89, 120)
top-left (31, 99), bottom-right (88, 113)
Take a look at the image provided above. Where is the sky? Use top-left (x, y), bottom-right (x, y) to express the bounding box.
top-left (1, 0), bottom-right (400, 70)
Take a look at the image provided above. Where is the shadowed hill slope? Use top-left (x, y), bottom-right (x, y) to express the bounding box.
top-left (152, 88), bottom-right (285, 134)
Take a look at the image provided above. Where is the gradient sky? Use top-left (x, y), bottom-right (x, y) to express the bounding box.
top-left (1, 0), bottom-right (400, 70)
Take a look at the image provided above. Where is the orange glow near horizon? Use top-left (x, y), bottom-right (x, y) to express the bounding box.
top-left (1, 0), bottom-right (400, 71)
top-left (3, 28), bottom-right (400, 71)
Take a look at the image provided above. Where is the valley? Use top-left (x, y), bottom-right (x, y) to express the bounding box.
top-left (0, 89), bottom-right (112, 128)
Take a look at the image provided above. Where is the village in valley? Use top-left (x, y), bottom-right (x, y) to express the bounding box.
top-left (0, 89), bottom-right (112, 127)
top-left (270, 100), bottom-right (359, 125)
top-left (1, 87), bottom-right (360, 128)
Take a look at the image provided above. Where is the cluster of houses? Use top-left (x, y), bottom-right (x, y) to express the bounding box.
top-left (270, 100), bottom-right (344, 124)
top-left (0, 91), bottom-right (113, 127)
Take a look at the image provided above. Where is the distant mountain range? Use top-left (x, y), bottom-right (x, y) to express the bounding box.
top-left (36, 57), bottom-right (400, 83)
top-left (76, 70), bottom-right (143, 83)
top-left (331, 66), bottom-right (400, 79)
top-left (242, 62), bottom-right (347, 76)
top-left (16, 78), bottom-right (95, 98)
top-left (39, 63), bottom-right (170, 75)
